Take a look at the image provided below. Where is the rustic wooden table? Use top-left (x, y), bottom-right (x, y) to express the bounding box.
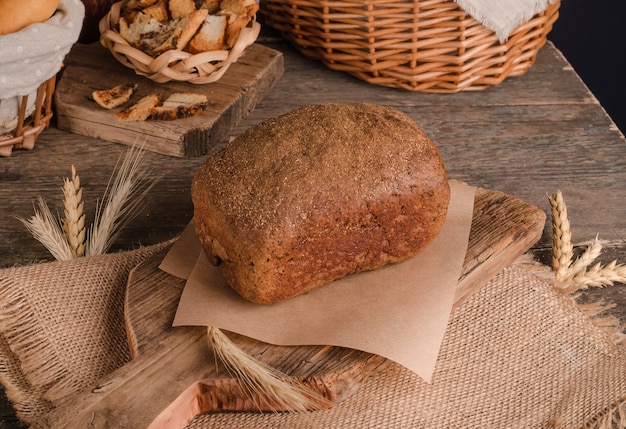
top-left (1, 32), bottom-right (625, 427)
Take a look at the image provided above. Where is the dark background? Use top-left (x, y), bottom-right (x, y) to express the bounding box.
top-left (548, 1), bottom-right (626, 134)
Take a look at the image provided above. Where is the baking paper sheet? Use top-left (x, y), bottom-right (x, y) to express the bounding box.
top-left (162, 180), bottom-right (475, 382)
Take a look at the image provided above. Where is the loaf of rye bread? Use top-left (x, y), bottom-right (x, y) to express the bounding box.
top-left (191, 103), bottom-right (450, 304)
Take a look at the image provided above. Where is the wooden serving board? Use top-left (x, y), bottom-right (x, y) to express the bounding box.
top-left (54, 42), bottom-right (284, 158)
top-left (35, 187), bottom-right (545, 429)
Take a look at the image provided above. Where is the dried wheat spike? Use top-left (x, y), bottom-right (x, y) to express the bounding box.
top-left (549, 190), bottom-right (574, 280)
top-left (62, 165), bottom-right (86, 258)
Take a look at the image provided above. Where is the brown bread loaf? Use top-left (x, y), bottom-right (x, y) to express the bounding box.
top-left (192, 103), bottom-right (450, 304)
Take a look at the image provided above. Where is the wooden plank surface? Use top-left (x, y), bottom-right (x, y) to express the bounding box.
top-left (31, 187), bottom-right (544, 428)
top-left (55, 43), bottom-right (284, 157)
top-left (2, 32), bottom-right (626, 428)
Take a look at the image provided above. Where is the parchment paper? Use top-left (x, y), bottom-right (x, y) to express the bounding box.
top-left (162, 180), bottom-right (475, 382)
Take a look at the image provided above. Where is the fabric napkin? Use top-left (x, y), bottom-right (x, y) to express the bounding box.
top-left (456, 0), bottom-right (558, 41)
top-left (0, 0), bottom-right (84, 99)
top-left (161, 181), bottom-right (475, 382)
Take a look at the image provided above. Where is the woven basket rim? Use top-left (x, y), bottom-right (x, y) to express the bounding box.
top-left (98, 1), bottom-right (260, 84)
top-left (262, 0), bottom-right (559, 92)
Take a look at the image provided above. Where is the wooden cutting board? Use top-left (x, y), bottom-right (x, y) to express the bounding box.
top-left (54, 42), bottom-right (284, 158)
top-left (35, 187), bottom-right (545, 429)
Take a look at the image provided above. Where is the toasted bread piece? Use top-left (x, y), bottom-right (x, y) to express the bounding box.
top-left (150, 92), bottom-right (209, 120)
top-left (220, 11), bottom-right (252, 48)
top-left (188, 14), bottom-right (227, 53)
top-left (200, 0), bottom-right (220, 14)
top-left (119, 13), bottom-right (173, 53)
top-left (92, 82), bottom-right (138, 110)
top-left (168, 0), bottom-right (198, 19)
top-left (151, 8), bottom-right (208, 54)
top-left (121, 8), bottom-right (139, 24)
top-left (123, 0), bottom-right (159, 10)
top-left (120, 8), bottom-right (207, 55)
top-left (219, 0), bottom-right (259, 18)
top-left (115, 94), bottom-right (161, 121)
top-left (142, 0), bottom-right (169, 22)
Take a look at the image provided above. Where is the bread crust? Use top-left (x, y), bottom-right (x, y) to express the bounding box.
top-left (92, 82), bottom-right (137, 109)
top-left (115, 93), bottom-right (161, 121)
top-left (192, 103), bottom-right (451, 304)
top-left (149, 92), bottom-right (209, 120)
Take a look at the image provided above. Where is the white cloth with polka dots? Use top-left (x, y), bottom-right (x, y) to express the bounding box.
top-left (0, 0), bottom-right (84, 99)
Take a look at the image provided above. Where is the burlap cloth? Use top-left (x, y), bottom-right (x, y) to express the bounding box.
top-left (0, 244), bottom-right (625, 427)
top-left (0, 241), bottom-right (172, 423)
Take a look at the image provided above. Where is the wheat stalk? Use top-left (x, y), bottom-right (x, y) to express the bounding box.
top-left (560, 236), bottom-right (603, 281)
top-left (87, 144), bottom-right (154, 256)
top-left (62, 165), bottom-right (86, 258)
top-left (549, 190), bottom-right (626, 292)
top-left (549, 190), bottom-right (574, 280)
top-left (573, 260), bottom-right (626, 288)
top-left (208, 327), bottom-right (330, 413)
top-left (18, 196), bottom-right (74, 261)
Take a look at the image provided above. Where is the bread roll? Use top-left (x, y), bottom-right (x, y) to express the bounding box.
top-left (0, 0), bottom-right (60, 35)
top-left (192, 103), bottom-right (450, 304)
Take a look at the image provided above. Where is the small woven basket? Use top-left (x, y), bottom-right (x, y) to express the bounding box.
top-left (262, 0), bottom-right (560, 92)
top-left (0, 76), bottom-right (55, 157)
top-left (99, 1), bottom-right (261, 84)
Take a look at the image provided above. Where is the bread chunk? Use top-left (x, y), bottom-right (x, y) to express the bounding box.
top-left (115, 94), bottom-right (161, 121)
top-left (192, 103), bottom-right (451, 304)
top-left (119, 8), bottom-right (207, 55)
top-left (150, 92), bottom-right (209, 120)
top-left (219, 0), bottom-right (259, 17)
top-left (168, 0), bottom-right (198, 19)
top-left (123, 0), bottom-right (160, 10)
top-left (92, 82), bottom-right (137, 109)
top-left (142, 0), bottom-right (169, 22)
top-left (188, 14), bottom-right (227, 53)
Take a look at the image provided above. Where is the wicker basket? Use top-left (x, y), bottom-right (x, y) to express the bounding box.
top-left (262, 0), bottom-right (560, 92)
top-left (0, 76), bottom-right (55, 157)
top-left (99, 1), bottom-right (261, 84)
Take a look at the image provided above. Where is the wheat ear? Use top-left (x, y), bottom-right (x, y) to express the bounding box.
top-left (62, 165), bottom-right (86, 258)
top-left (87, 144), bottom-right (153, 256)
top-left (208, 327), bottom-right (330, 412)
top-left (573, 260), bottom-right (626, 289)
top-left (549, 190), bottom-right (574, 280)
top-left (549, 191), bottom-right (626, 292)
top-left (560, 236), bottom-right (603, 281)
top-left (18, 197), bottom-right (74, 261)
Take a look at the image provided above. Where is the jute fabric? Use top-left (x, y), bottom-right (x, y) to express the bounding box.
top-left (185, 262), bottom-right (626, 428)
top-left (0, 241), bottom-right (171, 424)
top-left (0, 247), bottom-right (624, 427)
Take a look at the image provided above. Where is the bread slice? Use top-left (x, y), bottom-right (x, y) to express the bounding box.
top-left (123, 0), bottom-right (159, 10)
top-left (92, 82), bottom-right (137, 110)
top-left (150, 92), bottom-right (209, 120)
top-left (142, 0), bottom-right (169, 22)
top-left (115, 94), bottom-right (161, 121)
top-left (120, 8), bottom-right (208, 55)
top-left (218, 0), bottom-right (258, 47)
top-left (118, 13), bottom-right (173, 53)
top-left (151, 8), bottom-right (208, 54)
top-left (188, 14), bottom-right (227, 53)
top-left (200, 0), bottom-right (220, 14)
top-left (219, 0), bottom-right (259, 17)
top-left (221, 12), bottom-right (251, 48)
top-left (168, 0), bottom-right (198, 19)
